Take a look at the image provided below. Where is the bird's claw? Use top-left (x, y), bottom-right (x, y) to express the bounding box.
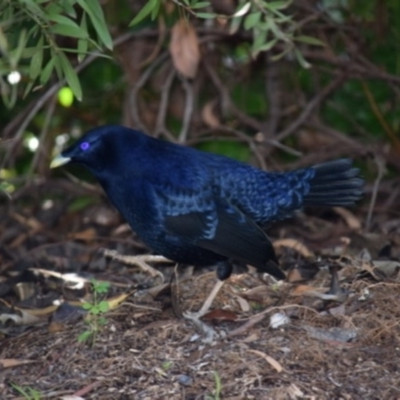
top-left (183, 311), bottom-right (222, 343)
top-left (103, 249), bottom-right (169, 282)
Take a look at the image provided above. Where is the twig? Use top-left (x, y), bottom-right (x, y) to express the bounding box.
top-left (276, 74), bottom-right (346, 142)
top-left (203, 59), bottom-right (266, 132)
top-left (154, 66), bottom-right (176, 138)
top-left (178, 76), bottom-right (194, 143)
top-left (129, 51), bottom-right (169, 132)
top-left (138, 18), bottom-right (167, 69)
top-left (362, 80), bottom-right (400, 151)
top-left (28, 94), bottom-right (57, 177)
top-left (301, 49), bottom-right (400, 86)
top-left (365, 155), bottom-right (386, 232)
top-left (264, 54), bottom-right (282, 136)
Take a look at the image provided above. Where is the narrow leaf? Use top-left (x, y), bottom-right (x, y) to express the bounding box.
top-left (20, 0), bottom-right (46, 18)
top-left (151, 0), bottom-right (161, 20)
top-left (11, 29), bottom-right (27, 67)
top-left (196, 12), bottom-right (216, 19)
top-left (263, 0), bottom-right (292, 10)
top-left (47, 14), bottom-right (83, 30)
top-left (294, 48), bottom-right (311, 68)
top-left (40, 57), bottom-right (55, 84)
top-left (244, 12), bottom-right (261, 30)
top-left (258, 38), bottom-right (278, 52)
top-left (78, 13), bottom-right (88, 63)
top-left (23, 80), bottom-right (35, 98)
top-left (51, 23), bottom-right (89, 39)
top-left (295, 35), bottom-right (325, 46)
top-left (59, 53), bottom-right (82, 100)
top-left (129, 0), bottom-right (157, 26)
top-left (191, 2), bottom-right (211, 8)
top-left (29, 37), bottom-right (43, 80)
top-left (76, 0), bottom-right (113, 49)
top-left (233, 2), bottom-right (251, 17)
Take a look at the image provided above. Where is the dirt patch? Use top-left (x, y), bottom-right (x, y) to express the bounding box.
top-left (1, 182), bottom-right (400, 399)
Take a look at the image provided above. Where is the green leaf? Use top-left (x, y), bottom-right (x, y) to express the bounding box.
top-left (45, 3), bottom-right (63, 16)
top-left (270, 48), bottom-right (289, 61)
top-left (82, 302), bottom-right (93, 310)
top-left (83, 0), bottom-right (105, 20)
top-left (93, 281), bottom-right (110, 293)
top-left (191, 1), bottom-right (211, 8)
top-left (244, 12), bottom-right (261, 30)
top-left (151, 0), bottom-right (161, 21)
top-left (76, 0), bottom-right (113, 49)
top-left (29, 37), bottom-right (43, 80)
top-left (230, 15), bottom-right (243, 35)
top-left (0, 26), bottom-right (8, 52)
top-left (258, 38), bottom-right (278, 52)
top-left (78, 14), bottom-right (88, 63)
top-left (196, 12), bottom-right (216, 19)
top-left (59, 53), bottom-right (82, 100)
top-left (295, 35), bottom-right (325, 46)
top-left (61, 0), bottom-right (77, 18)
top-left (54, 55), bottom-right (63, 80)
top-left (98, 301), bottom-right (110, 313)
top-left (267, 16), bottom-right (287, 40)
top-left (129, 0), bottom-right (158, 26)
top-left (91, 305), bottom-right (101, 314)
top-left (251, 28), bottom-right (268, 57)
top-left (11, 29), bottom-right (27, 67)
top-left (20, 0), bottom-right (46, 18)
top-left (51, 23), bottom-right (89, 39)
top-left (40, 57), bottom-right (55, 84)
top-left (263, 0), bottom-right (292, 11)
top-left (23, 80), bottom-right (35, 98)
top-left (78, 330), bottom-right (92, 342)
top-left (294, 48), bottom-right (311, 68)
top-left (47, 13), bottom-right (85, 30)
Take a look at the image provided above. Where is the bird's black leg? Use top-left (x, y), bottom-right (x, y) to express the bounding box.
top-left (187, 260), bottom-right (232, 317)
top-left (183, 260), bottom-right (233, 342)
top-left (326, 264), bottom-right (349, 301)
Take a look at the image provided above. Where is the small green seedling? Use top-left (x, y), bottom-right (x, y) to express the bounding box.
top-left (11, 383), bottom-right (41, 400)
top-left (78, 279), bottom-right (110, 345)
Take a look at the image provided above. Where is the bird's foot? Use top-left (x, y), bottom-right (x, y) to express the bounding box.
top-left (181, 280), bottom-right (226, 343)
top-left (183, 310), bottom-right (222, 343)
top-left (103, 249), bottom-right (169, 282)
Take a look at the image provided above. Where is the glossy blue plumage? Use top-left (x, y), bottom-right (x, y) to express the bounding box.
top-left (58, 125), bottom-right (363, 280)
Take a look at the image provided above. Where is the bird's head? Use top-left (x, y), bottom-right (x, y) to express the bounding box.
top-left (50, 125), bottom-right (144, 173)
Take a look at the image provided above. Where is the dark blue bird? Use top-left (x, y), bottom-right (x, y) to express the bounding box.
top-left (51, 125), bottom-right (363, 286)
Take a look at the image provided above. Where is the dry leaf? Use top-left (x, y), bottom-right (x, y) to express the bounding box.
top-left (107, 291), bottom-right (133, 310)
top-left (68, 228), bottom-right (97, 241)
top-left (203, 309), bottom-right (238, 321)
top-left (201, 100), bottom-right (220, 128)
top-left (0, 359), bottom-right (37, 369)
top-left (247, 349), bottom-right (283, 372)
top-left (333, 207), bottom-right (362, 230)
top-left (169, 19), bottom-right (200, 78)
top-left (273, 238), bottom-right (312, 258)
top-left (234, 295), bottom-right (250, 312)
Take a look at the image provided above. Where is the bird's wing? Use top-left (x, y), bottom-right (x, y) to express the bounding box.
top-left (164, 198), bottom-right (285, 279)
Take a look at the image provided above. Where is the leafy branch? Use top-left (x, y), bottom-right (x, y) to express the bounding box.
top-left (0, 0), bottom-right (112, 107)
top-left (130, 0), bottom-right (324, 62)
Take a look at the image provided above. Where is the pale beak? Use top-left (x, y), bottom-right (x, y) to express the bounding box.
top-left (50, 155), bottom-right (71, 169)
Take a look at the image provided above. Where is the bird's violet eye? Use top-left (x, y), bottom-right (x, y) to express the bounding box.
top-left (80, 142), bottom-right (90, 151)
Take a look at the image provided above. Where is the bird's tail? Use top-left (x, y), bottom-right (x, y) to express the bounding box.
top-left (303, 159), bottom-right (364, 207)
